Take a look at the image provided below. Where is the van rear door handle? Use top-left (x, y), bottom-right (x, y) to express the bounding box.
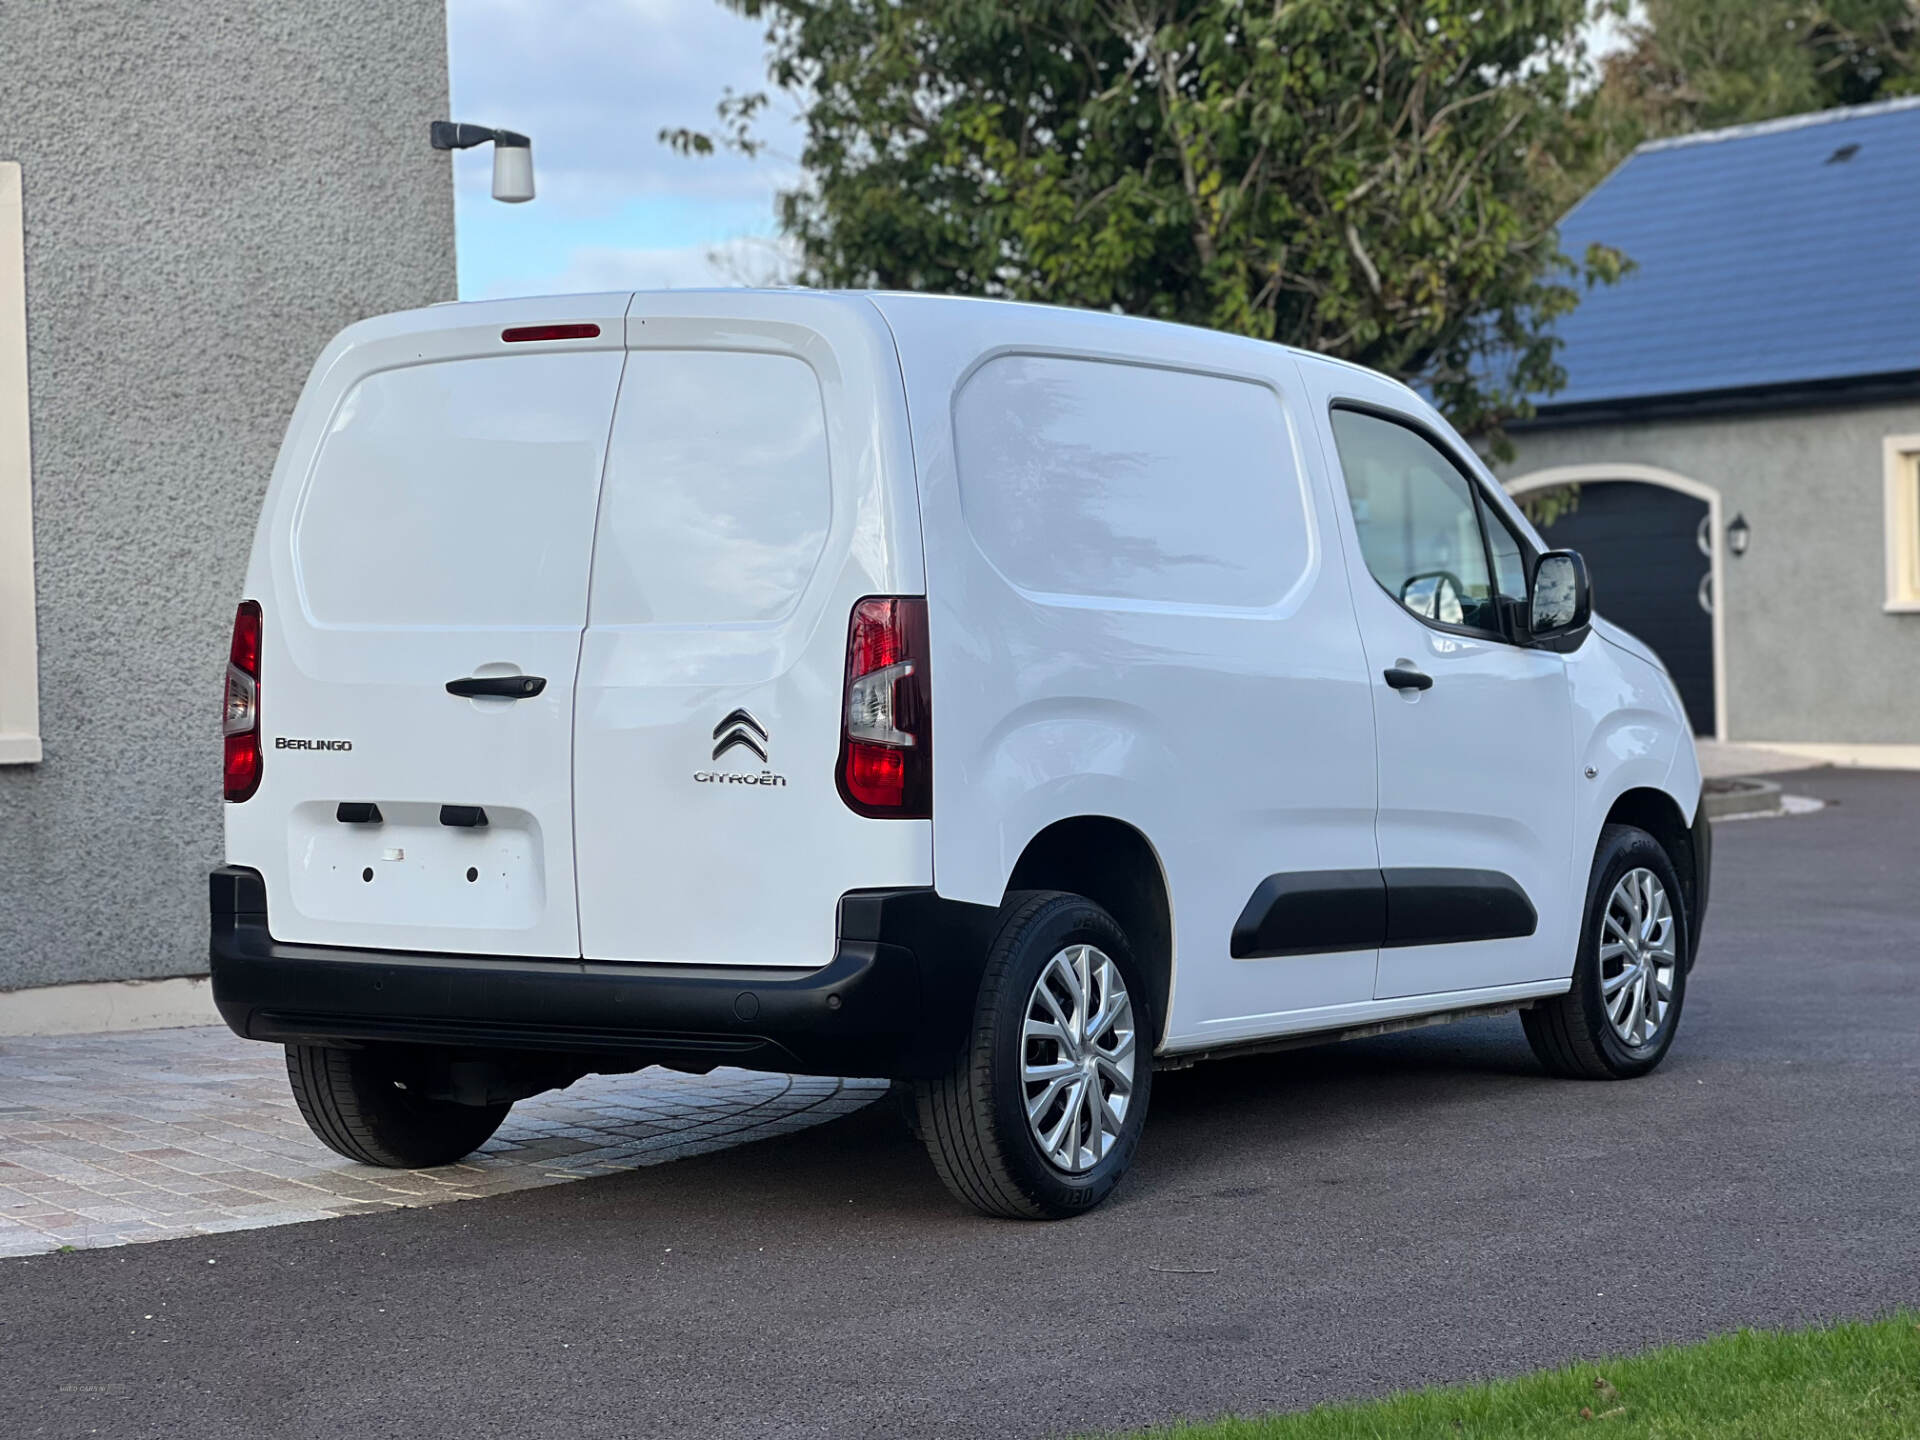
top-left (446, 675), bottom-right (546, 699)
top-left (1382, 666), bottom-right (1433, 692)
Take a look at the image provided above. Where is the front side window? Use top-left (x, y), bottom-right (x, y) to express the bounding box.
top-left (1329, 407), bottom-right (1502, 633)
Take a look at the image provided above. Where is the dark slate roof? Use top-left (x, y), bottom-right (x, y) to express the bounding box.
top-left (1534, 97), bottom-right (1920, 414)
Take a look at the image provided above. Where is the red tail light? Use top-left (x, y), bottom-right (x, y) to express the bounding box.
top-left (223, 600), bottom-right (262, 802)
top-left (837, 596), bottom-right (930, 818)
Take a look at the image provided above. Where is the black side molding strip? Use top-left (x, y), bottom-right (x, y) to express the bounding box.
top-left (1382, 867), bottom-right (1537, 947)
top-left (1231, 867), bottom-right (1537, 959)
top-left (1230, 870), bottom-right (1384, 958)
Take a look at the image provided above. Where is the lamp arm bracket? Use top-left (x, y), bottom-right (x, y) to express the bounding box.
top-left (430, 121), bottom-right (527, 151)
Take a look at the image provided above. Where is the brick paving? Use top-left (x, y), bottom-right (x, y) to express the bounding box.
top-left (0, 1026), bottom-right (884, 1257)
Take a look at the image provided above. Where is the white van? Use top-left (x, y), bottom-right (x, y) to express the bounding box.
top-left (212, 290), bottom-right (1710, 1219)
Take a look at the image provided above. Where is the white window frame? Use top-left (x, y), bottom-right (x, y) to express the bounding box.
top-left (1885, 434), bottom-right (1920, 614)
top-left (0, 161), bottom-right (41, 764)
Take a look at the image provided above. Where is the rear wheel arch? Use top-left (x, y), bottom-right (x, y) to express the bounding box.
top-left (1004, 816), bottom-right (1173, 1044)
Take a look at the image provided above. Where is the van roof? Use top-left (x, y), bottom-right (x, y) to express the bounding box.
top-left (408, 286), bottom-right (1306, 350)
top-left (337, 288), bottom-right (1428, 413)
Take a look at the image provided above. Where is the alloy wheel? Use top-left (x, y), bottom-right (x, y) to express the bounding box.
top-left (1599, 867), bottom-right (1678, 1047)
top-left (1020, 944), bottom-right (1137, 1173)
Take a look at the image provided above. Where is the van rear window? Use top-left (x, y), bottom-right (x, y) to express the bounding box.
top-left (295, 352), bottom-right (624, 628)
top-left (954, 355), bottom-right (1309, 609)
top-left (588, 350), bottom-right (831, 628)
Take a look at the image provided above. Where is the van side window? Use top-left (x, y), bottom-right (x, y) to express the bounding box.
top-left (954, 355), bottom-right (1310, 609)
top-left (1329, 407), bottom-right (1503, 634)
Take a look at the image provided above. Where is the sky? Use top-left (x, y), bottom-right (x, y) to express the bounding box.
top-left (448, 0), bottom-right (1641, 301)
top-left (447, 0), bottom-right (803, 298)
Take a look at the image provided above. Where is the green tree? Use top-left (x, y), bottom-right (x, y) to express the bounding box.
top-left (669, 1), bottom-right (1629, 452)
top-left (1580, 0), bottom-right (1920, 171)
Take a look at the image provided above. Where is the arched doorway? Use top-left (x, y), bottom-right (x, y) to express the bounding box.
top-left (1506, 464), bottom-right (1727, 740)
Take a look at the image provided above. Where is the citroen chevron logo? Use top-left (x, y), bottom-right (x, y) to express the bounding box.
top-left (711, 708), bottom-right (769, 763)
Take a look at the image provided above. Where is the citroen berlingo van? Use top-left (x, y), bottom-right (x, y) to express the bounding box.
top-left (211, 290), bottom-right (1710, 1219)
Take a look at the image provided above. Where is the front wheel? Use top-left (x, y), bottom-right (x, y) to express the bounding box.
top-left (1523, 823), bottom-right (1689, 1079)
top-left (285, 1044), bottom-right (511, 1168)
top-left (914, 891), bottom-right (1153, 1220)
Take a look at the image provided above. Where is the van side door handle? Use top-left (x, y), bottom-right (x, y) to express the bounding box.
top-left (446, 675), bottom-right (546, 699)
top-left (1382, 666), bottom-right (1433, 692)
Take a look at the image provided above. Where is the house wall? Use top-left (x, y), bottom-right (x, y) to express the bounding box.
top-left (1499, 400), bottom-right (1920, 745)
top-left (0, 4), bottom-right (456, 992)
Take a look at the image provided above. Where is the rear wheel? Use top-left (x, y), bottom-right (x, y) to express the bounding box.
top-left (914, 891), bottom-right (1153, 1219)
top-left (285, 1044), bottom-right (510, 1168)
top-left (1523, 824), bottom-right (1689, 1079)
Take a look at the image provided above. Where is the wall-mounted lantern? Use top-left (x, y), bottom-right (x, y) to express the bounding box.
top-left (430, 121), bottom-right (534, 203)
top-left (1727, 512), bottom-right (1751, 557)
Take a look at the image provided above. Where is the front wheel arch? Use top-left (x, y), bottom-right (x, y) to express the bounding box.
top-left (1524, 823), bottom-right (1689, 1080)
top-left (1601, 785), bottom-right (1704, 968)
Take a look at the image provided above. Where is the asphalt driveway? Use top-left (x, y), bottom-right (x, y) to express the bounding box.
top-left (4, 767), bottom-right (1916, 1439)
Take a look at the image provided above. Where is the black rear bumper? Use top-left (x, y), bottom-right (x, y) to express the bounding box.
top-left (208, 868), bottom-right (995, 1080)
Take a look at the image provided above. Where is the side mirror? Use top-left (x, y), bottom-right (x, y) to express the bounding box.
top-left (1529, 550), bottom-right (1591, 640)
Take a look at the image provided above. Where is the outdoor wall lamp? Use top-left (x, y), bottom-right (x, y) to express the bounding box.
top-left (430, 121), bottom-right (534, 203)
top-left (1728, 513), bottom-right (1751, 557)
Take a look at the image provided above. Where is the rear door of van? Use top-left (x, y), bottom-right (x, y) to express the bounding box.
top-left (571, 292), bottom-right (929, 969)
top-left (231, 297), bottom-right (629, 958)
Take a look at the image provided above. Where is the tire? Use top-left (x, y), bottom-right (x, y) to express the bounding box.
top-left (913, 891), bottom-right (1154, 1220)
top-left (285, 1044), bottom-right (511, 1168)
top-left (1523, 823), bottom-right (1689, 1080)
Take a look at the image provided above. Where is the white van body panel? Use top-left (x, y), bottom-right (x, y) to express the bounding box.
top-left (1578, 636), bottom-right (1696, 818)
top-left (870, 295), bottom-right (1383, 1051)
top-left (228, 294), bottom-right (632, 957)
top-left (574, 291), bottom-right (929, 967)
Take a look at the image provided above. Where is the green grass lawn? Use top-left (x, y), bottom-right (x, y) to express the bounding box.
top-left (1118, 1314), bottom-right (1920, 1439)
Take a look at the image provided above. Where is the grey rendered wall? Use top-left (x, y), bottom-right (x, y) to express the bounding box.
top-left (0, 5), bottom-right (455, 991)
top-left (1500, 401), bottom-right (1920, 745)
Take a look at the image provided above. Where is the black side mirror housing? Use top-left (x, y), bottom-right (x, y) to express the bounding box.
top-left (1529, 549), bottom-right (1592, 642)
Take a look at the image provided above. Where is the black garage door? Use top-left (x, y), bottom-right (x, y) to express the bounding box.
top-left (1530, 481), bottom-right (1716, 736)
